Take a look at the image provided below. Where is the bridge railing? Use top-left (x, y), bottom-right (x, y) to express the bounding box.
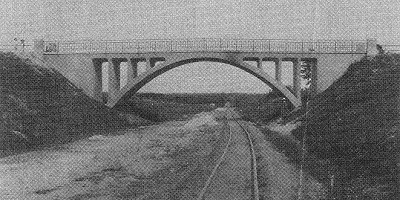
top-left (0, 44), bottom-right (34, 53)
top-left (382, 45), bottom-right (400, 53)
top-left (42, 38), bottom-right (367, 54)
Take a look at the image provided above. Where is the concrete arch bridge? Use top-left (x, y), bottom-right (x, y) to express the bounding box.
top-left (34, 38), bottom-right (377, 109)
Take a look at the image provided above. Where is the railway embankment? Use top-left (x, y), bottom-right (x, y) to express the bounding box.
top-left (0, 52), bottom-right (148, 158)
top-left (264, 53), bottom-right (400, 199)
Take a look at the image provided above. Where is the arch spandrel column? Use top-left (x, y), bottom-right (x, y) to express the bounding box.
top-left (108, 59), bottom-right (121, 102)
top-left (126, 58), bottom-right (134, 84)
top-left (257, 58), bottom-right (262, 69)
top-left (275, 58), bottom-right (282, 83)
top-left (146, 58), bottom-right (151, 71)
top-left (91, 58), bottom-right (105, 102)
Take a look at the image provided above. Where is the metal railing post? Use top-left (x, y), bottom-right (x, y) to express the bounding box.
top-left (105, 41), bottom-right (108, 53)
top-left (351, 41), bottom-right (354, 52)
top-left (90, 41), bottom-right (93, 53)
top-left (286, 41), bottom-right (289, 52)
top-left (268, 40), bottom-right (271, 52)
top-left (334, 40), bottom-right (337, 53)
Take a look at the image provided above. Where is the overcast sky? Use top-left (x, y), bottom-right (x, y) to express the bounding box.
top-left (1, 0), bottom-right (399, 93)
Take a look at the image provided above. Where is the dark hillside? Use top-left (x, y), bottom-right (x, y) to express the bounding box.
top-left (134, 93), bottom-right (226, 106)
top-left (120, 96), bottom-right (216, 122)
top-left (293, 54), bottom-right (400, 199)
top-left (0, 52), bottom-right (130, 157)
top-left (127, 92), bottom-right (285, 122)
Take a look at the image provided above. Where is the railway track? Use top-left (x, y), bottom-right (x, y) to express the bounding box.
top-left (196, 108), bottom-right (259, 200)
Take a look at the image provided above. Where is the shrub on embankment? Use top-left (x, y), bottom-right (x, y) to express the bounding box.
top-left (120, 96), bottom-right (215, 122)
top-left (292, 53), bottom-right (400, 199)
top-left (0, 52), bottom-right (130, 157)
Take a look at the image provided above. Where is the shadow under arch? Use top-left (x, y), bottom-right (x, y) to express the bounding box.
top-left (108, 57), bottom-right (301, 108)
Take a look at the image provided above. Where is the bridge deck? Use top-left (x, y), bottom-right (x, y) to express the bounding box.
top-left (43, 38), bottom-right (368, 54)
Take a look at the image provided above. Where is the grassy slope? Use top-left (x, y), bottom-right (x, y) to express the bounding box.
top-left (0, 52), bottom-right (131, 157)
top-left (292, 54), bottom-right (400, 199)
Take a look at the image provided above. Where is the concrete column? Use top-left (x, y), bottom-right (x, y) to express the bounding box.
top-left (131, 59), bottom-right (138, 78)
top-left (257, 58), bottom-right (262, 69)
top-left (112, 59), bottom-right (123, 89)
top-left (366, 38), bottom-right (378, 56)
top-left (108, 59), bottom-right (120, 102)
top-left (150, 58), bottom-right (156, 69)
top-left (130, 58), bottom-right (144, 78)
top-left (146, 58), bottom-right (151, 71)
top-left (92, 58), bottom-right (104, 102)
top-left (293, 58), bottom-right (301, 98)
top-left (126, 58), bottom-right (134, 84)
top-left (275, 58), bottom-right (282, 83)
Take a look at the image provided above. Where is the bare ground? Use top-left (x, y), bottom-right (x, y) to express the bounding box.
top-left (0, 112), bottom-right (227, 200)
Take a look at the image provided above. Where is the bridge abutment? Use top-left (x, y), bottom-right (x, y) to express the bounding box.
top-left (367, 38), bottom-right (378, 56)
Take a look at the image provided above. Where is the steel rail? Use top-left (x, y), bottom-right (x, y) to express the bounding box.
top-left (196, 114), bottom-right (233, 200)
top-left (197, 109), bottom-right (259, 200)
top-left (233, 111), bottom-right (260, 200)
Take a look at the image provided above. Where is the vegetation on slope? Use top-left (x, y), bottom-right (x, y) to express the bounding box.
top-left (124, 92), bottom-right (285, 122)
top-left (293, 53), bottom-right (400, 199)
top-left (0, 52), bottom-right (131, 157)
top-left (120, 96), bottom-right (216, 122)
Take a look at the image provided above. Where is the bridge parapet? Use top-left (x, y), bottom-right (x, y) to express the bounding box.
top-left (39, 38), bottom-right (368, 55)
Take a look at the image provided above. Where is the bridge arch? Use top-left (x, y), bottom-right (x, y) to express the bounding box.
top-left (108, 55), bottom-right (302, 108)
